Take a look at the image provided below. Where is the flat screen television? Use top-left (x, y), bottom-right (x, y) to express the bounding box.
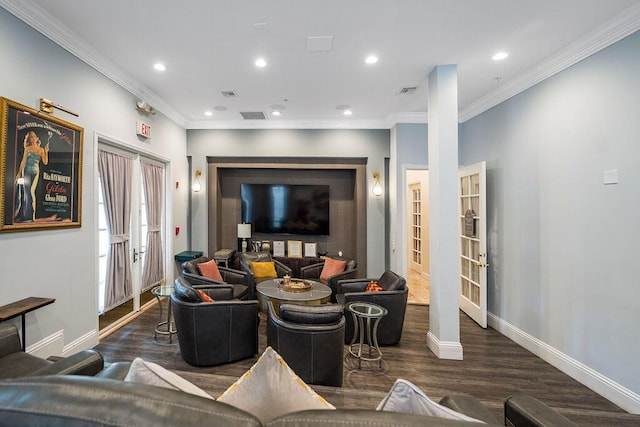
top-left (241, 183), bottom-right (330, 236)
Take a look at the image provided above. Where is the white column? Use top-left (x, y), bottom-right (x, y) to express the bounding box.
top-left (427, 65), bottom-right (463, 360)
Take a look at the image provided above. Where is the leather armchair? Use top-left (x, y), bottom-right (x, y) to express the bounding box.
top-left (267, 301), bottom-right (345, 387)
top-left (171, 278), bottom-right (259, 367)
top-left (239, 252), bottom-right (293, 294)
top-left (336, 270), bottom-right (409, 346)
top-left (0, 322), bottom-right (104, 379)
top-left (182, 255), bottom-right (251, 299)
top-left (300, 257), bottom-right (358, 301)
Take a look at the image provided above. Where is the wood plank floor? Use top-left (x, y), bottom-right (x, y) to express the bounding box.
top-left (95, 301), bottom-right (639, 426)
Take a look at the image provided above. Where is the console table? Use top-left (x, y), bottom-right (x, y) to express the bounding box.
top-left (0, 297), bottom-right (56, 351)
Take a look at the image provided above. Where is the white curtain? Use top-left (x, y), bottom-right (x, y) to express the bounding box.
top-left (98, 149), bottom-right (133, 311)
top-left (141, 161), bottom-right (165, 291)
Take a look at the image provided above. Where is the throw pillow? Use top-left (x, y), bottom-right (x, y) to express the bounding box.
top-left (365, 281), bottom-right (384, 292)
top-left (218, 346), bottom-right (334, 424)
top-left (377, 379), bottom-right (483, 423)
top-left (250, 261), bottom-right (277, 279)
top-left (124, 357), bottom-right (213, 400)
top-left (196, 289), bottom-right (214, 302)
top-left (197, 259), bottom-right (223, 282)
top-left (320, 258), bottom-right (347, 281)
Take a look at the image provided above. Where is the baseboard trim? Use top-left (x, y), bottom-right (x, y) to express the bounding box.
top-left (63, 329), bottom-right (99, 357)
top-left (26, 329), bottom-right (63, 358)
top-left (488, 312), bottom-right (640, 414)
top-left (426, 331), bottom-right (463, 360)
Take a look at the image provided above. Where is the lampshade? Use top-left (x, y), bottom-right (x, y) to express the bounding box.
top-left (237, 223), bottom-right (252, 238)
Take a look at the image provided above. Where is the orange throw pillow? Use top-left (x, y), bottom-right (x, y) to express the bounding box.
top-left (250, 261), bottom-right (278, 279)
top-left (196, 289), bottom-right (214, 302)
top-left (365, 281), bottom-right (383, 292)
top-left (197, 259), bottom-right (223, 282)
top-left (320, 258), bottom-right (347, 281)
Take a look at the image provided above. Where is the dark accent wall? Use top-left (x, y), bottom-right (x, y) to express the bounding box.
top-left (207, 157), bottom-right (367, 273)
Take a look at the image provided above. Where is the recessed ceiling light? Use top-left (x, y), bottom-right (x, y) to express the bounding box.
top-left (343, 110), bottom-right (352, 116)
top-left (153, 63), bottom-right (166, 71)
top-left (492, 52), bottom-right (508, 61)
top-left (272, 111), bottom-right (282, 116)
top-left (204, 111), bottom-right (213, 117)
top-left (255, 58), bottom-right (267, 67)
top-left (365, 55), bottom-right (378, 64)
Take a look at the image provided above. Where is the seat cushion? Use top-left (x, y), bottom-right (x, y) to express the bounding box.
top-left (0, 352), bottom-right (51, 379)
top-left (279, 303), bottom-right (343, 324)
top-left (320, 258), bottom-right (346, 280)
top-left (197, 259), bottom-right (223, 282)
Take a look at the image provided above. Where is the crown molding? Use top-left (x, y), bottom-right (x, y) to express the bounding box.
top-left (0, 0), bottom-right (188, 127)
top-left (459, 2), bottom-right (640, 123)
top-left (185, 118), bottom-right (391, 130)
top-left (386, 112), bottom-right (428, 127)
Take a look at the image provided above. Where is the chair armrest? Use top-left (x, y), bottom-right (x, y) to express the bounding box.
top-left (505, 395), bottom-right (578, 427)
top-left (439, 395), bottom-right (500, 425)
top-left (95, 361), bottom-right (132, 380)
top-left (328, 268), bottom-right (358, 283)
top-left (300, 262), bottom-right (324, 279)
top-left (273, 259), bottom-right (293, 277)
top-left (218, 266), bottom-right (250, 285)
top-left (32, 349), bottom-right (104, 376)
top-left (183, 271), bottom-right (224, 286)
top-left (0, 323), bottom-right (22, 358)
top-left (336, 279), bottom-right (370, 294)
top-left (192, 284), bottom-right (235, 300)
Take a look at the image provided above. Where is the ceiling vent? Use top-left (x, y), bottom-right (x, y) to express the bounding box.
top-left (221, 90), bottom-right (239, 97)
top-left (240, 111), bottom-right (267, 120)
top-left (396, 86), bottom-right (418, 95)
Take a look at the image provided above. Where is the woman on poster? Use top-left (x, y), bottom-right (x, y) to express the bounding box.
top-left (15, 130), bottom-right (49, 222)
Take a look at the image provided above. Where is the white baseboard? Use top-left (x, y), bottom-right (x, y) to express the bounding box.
top-left (25, 328), bottom-right (100, 358)
top-left (426, 331), bottom-right (463, 360)
top-left (488, 312), bottom-right (640, 414)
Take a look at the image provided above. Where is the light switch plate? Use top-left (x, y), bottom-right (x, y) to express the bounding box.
top-left (603, 169), bottom-right (618, 185)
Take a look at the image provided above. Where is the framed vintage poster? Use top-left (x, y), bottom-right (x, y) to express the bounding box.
top-left (273, 240), bottom-right (285, 257)
top-left (287, 240), bottom-right (303, 258)
top-left (0, 97), bottom-right (83, 232)
top-left (304, 242), bottom-right (317, 257)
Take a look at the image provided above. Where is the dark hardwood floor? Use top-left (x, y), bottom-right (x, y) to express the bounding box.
top-left (95, 301), bottom-right (639, 426)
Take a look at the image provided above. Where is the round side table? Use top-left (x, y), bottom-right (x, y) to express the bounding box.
top-left (346, 301), bottom-right (388, 368)
top-left (151, 284), bottom-right (176, 343)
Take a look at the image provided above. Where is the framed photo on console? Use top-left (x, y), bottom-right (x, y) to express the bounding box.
top-left (287, 240), bottom-right (303, 258)
top-left (0, 97), bottom-right (84, 233)
top-left (304, 242), bottom-right (317, 257)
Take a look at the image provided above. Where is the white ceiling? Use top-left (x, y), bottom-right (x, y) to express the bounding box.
top-left (4, 0), bottom-right (640, 128)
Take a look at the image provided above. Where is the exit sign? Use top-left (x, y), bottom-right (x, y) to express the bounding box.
top-left (136, 121), bottom-right (151, 139)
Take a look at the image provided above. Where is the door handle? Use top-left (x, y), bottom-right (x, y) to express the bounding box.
top-left (133, 248), bottom-right (138, 263)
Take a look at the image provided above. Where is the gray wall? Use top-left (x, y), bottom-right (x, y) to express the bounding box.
top-left (0, 8), bottom-right (188, 355)
top-left (187, 129), bottom-right (389, 277)
top-left (460, 31), bottom-right (640, 408)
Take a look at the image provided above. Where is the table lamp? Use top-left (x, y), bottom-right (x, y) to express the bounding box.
top-left (237, 223), bottom-right (252, 253)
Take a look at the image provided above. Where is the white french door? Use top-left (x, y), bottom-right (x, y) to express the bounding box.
top-left (458, 161), bottom-right (487, 328)
top-left (98, 146), bottom-right (163, 315)
top-left (409, 184), bottom-right (422, 272)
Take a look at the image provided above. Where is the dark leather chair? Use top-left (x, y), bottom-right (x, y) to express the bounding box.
top-left (182, 255), bottom-right (251, 299)
top-left (300, 257), bottom-right (358, 302)
top-left (239, 251), bottom-right (293, 295)
top-left (267, 301), bottom-right (345, 387)
top-left (171, 278), bottom-right (259, 367)
top-left (336, 270), bottom-right (409, 346)
top-left (0, 322), bottom-right (104, 379)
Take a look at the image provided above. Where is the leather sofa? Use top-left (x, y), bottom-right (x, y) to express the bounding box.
top-left (171, 278), bottom-right (259, 366)
top-left (300, 257), bottom-right (358, 301)
top-left (182, 255), bottom-right (252, 299)
top-left (0, 375), bottom-right (502, 426)
top-left (266, 301), bottom-right (345, 387)
top-left (336, 270), bottom-right (409, 345)
top-left (0, 322), bottom-right (104, 379)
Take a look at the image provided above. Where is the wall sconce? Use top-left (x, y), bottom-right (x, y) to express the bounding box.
top-left (372, 172), bottom-right (383, 197)
top-left (191, 170), bottom-right (202, 192)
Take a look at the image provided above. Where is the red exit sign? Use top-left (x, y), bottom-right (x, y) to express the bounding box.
top-left (136, 121), bottom-right (151, 138)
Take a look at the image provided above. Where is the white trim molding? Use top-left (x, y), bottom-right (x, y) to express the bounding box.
top-left (426, 331), bottom-right (463, 360)
top-left (26, 329), bottom-right (63, 358)
top-left (62, 329), bottom-right (100, 357)
top-left (488, 312), bottom-right (640, 414)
